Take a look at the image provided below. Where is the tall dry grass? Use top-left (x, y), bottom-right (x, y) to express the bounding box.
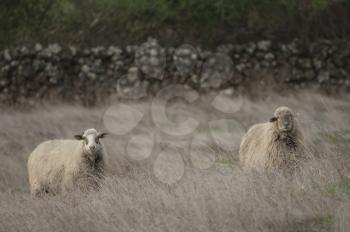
top-left (0, 91), bottom-right (349, 232)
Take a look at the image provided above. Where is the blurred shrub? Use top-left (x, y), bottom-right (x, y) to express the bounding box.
top-left (0, 0), bottom-right (349, 48)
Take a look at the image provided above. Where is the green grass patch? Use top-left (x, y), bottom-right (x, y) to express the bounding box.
top-left (329, 177), bottom-right (350, 197)
top-left (215, 159), bottom-right (237, 167)
top-left (290, 215), bottom-right (334, 232)
top-left (319, 130), bottom-right (350, 154)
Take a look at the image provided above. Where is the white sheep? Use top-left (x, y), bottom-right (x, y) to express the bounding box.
top-left (27, 128), bottom-right (108, 197)
top-left (239, 106), bottom-right (306, 174)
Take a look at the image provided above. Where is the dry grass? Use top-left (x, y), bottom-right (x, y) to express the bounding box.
top-left (0, 91), bottom-right (350, 232)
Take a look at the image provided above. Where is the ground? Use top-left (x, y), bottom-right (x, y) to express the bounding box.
top-left (0, 90), bottom-right (350, 232)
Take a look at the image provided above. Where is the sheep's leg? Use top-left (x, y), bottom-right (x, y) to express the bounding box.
top-left (30, 182), bottom-right (46, 198)
top-left (62, 175), bottom-right (75, 194)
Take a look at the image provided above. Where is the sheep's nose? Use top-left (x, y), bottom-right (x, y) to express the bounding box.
top-left (89, 145), bottom-right (96, 151)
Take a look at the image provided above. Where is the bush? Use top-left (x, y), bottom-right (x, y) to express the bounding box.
top-left (0, 0), bottom-right (349, 48)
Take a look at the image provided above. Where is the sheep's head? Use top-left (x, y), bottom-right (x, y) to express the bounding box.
top-left (270, 106), bottom-right (295, 133)
top-left (74, 128), bottom-right (108, 156)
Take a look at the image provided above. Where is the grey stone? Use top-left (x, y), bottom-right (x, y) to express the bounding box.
top-left (127, 67), bottom-right (139, 82)
top-left (34, 43), bottom-right (43, 51)
top-left (317, 71), bottom-right (330, 83)
top-left (48, 44), bottom-right (62, 54)
top-left (257, 40), bottom-right (271, 51)
top-left (200, 53), bottom-right (233, 88)
top-left (299, 59), bottom-right (312, 69)
top-left (3, 50), bottom-right (11, 61)
top-left (69, 46), bottom-right (77, 56)
top-left (81, 65), bottom-right (90, 73)
top-left (117, 74), bottom-right (148, 99)
top-left (246, 43), bottom-right (256, 54)
top-left (135, 38), bottom-right (166, 80)
top-left (313, 59), bottom-right (322, 70)
top-left (264, 53), bottom-right (275, 60)
top-left (87, 72), bottom-right (97, 80)
top-left (149, 57), bottom-right (160, 66)
top-left (236, 64), bottom-right (245, 72)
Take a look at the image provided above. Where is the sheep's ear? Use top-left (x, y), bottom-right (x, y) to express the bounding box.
top-left (97, 132), bottom-right (108, 139)
top-left (269, 117), bottom-right (278, 122)
top-left (74, 135), bottom-right (84, 140)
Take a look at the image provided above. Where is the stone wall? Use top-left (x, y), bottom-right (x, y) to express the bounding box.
top-left (0, 38), bottom-right (349, 105)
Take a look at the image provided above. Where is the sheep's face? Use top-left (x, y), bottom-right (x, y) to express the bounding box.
top-left (74, 128), bottom-right (108, 156)
top-left (270, 107), bottom-right (294, 133)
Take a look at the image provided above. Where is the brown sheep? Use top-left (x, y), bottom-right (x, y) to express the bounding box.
top-left (239, 106), bottom-right (306, 174)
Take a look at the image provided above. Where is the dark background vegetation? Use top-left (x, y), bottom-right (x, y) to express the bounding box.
top-left (0, 0), bottom-right (349, 49)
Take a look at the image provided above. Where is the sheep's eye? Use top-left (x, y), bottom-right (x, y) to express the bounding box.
top-left (95, 138), bottom-right (100, 144)
top-left (270, 117), bottom-right (278, 122)
top-left (84, 138), bottom-right (88, 144)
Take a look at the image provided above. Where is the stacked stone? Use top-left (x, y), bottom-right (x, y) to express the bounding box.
top-left (116, 67), bottom-right (148, 99)
top-left (0, 44), bottom-right (127, 104)
top-left (135, 38), bottom-right (166, 80)
top-left (200, 52), bottom-right (233, 88)
top-left (173, 44), bottom-right (199, 76)
top-left (0, 38), bottom-right (349, 104)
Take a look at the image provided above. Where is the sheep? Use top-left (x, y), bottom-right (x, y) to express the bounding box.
top-left (239, 106), bottom-right (306, 174)
top-left (27, 128), bottom-right (108, 197)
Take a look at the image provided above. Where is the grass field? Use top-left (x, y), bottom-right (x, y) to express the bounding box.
top-left (0, 90), bottom-right (350, 231)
